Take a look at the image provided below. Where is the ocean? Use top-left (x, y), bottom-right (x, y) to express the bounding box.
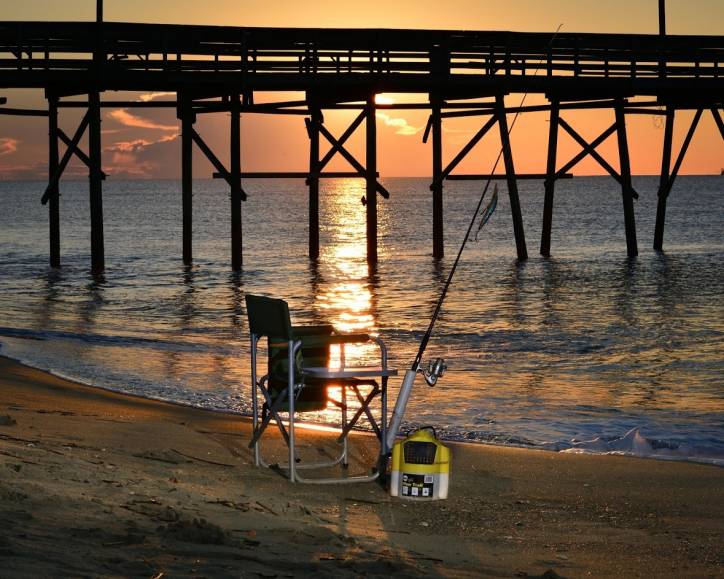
top-left (1, 176), bottom-right (722, 464)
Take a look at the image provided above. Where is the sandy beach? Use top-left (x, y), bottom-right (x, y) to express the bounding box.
top-left (0, 355), bottom-right (722, 578)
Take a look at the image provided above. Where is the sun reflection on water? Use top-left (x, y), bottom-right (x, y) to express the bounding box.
top-left (317, 180), bottom-right (381, 370)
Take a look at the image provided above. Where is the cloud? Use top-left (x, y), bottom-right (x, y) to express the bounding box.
top-left (108, 109), bottom-right (178, 131)
top-left (0, 159), bottom-right (87, 181)
top-left (104, 133), bottom-right (180, 178)
top-left (0, 137), bottom-right (19, 157)
top-left (105, 134), bottom-right (178, 154)
top-left (376, 112), bottom-right (420, 136)
top-left (0, 160), bottom-right (44, 180)
top-left (137, 92), bottom-right (176, 102)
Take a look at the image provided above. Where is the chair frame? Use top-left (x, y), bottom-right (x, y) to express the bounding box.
top-left (246, 297), bottom-right (392, 484)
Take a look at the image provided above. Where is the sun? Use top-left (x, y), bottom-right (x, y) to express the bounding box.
top-left (374, 94), bottom-right (395, 105)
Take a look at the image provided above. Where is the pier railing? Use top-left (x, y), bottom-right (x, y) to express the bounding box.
top-left (0, 23), bottom-right (721, 94)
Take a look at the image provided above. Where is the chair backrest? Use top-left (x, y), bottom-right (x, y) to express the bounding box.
top-left (246, 295), bottom-right (332, 411)
top-left (245, 294), bottom-right (293, 340)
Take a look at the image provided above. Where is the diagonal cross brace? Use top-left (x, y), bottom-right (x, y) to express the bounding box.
top-left (710, 108), bottom-right (724, 141)
top-left (558, 118), bottom-right (639, 200)
top-left (190, 127), bottom-right (247, 200)
top-left (41, 110), bottom-right (90, 205)
top-left (313, 110), bottom-right (365, 170)
top-left (57, 128), bottom-right (107, 179)
top-left (554, 122), bottom-right (616, 178)
top-left (422, 114), bottom-right (433, 143)
top-left (316, 117), bottom-right (390, 199)
top-left (430, 115), bottom-right (498, 190)
top-left (660, 108), bottom-right (703, 199)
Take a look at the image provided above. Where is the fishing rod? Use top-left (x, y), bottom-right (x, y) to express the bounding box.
top-left (385, 25), bottom-right (563, 453)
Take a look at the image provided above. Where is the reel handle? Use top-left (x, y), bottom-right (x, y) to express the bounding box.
top-left (421, 357), bottom-right (447, 387)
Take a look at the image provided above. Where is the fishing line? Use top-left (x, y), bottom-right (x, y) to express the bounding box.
top-left (386, 24), bottom-right (565, 452)
top-left (413, 23), bottom-right (564, 369)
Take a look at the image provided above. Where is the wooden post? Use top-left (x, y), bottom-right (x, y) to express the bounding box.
top-left (181, 99), bottom-right (194, 264)
top-left (658, 0), bottom-right (666, 78)
top-left (658, 0), bottom-right (666, 36)
top-left (495, 94), bottom-right (528, 261)
top-left (88, 91), bottom-right (105, 272)
top-left (615, 100), bottom-right (637, 258)
top-left (308, 106), bottom-right (321, 260)
top-left (230, 94), bottom-right (242, 270)
top-left (654, 106), bottom-right (674, 251)
top-left (366, 95), bottom-right (378, 264)
top-left (540, 99), bottom-right (559, 257)
top-left (431, 96), bottom-right (444, 259)
top-left (48, 96), bottom-right (60, 268)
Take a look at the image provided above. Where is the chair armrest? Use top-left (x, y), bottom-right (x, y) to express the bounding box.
top-left (325, 333), bottom-right (371, 344)
top-left (292, 324), bottom-right (335, 337)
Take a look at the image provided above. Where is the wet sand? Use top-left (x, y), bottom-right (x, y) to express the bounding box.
top-left (0, 355), bottom-right (722, 578)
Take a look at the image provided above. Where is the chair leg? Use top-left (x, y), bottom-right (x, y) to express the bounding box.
top-left (337, 384), bottom-right (381, 441)
top-left (341, 385), bottom-right (349, 468)
top-left (287, 339), bottom-right (297, 483)
top-left (381, 377), bottom-right (388, 455)
top-left (250, 334), bottom-right (261, 466)
top-left (249, 388), bottom-right (291, 449)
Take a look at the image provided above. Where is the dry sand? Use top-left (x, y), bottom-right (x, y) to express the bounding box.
top-left (0, 355), bottom-right (722, 578)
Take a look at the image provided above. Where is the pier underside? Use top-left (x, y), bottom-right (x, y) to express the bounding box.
top-left (0, 22), bottom-right (721, 269)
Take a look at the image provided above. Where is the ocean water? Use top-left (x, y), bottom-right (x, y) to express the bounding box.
top-left (1, 176), bottom-right (723, 464)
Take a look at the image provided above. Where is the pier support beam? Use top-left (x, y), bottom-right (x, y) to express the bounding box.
top-left (307, 105), bottom-right (321, 260)
top-left (48, 96), bottom-right (60, 268)
top-left (540, 99), bottom-right (559, 257)
top-left (495, 95), bottom-right (527, 261)
top-left (431, 96), bottom-right (444, 259)
top-left (192, 110), bottom-right (247, 270)
top-left (179, 98), bottom-right (195, 264)
top-left (309, 103), bottom-right (389, 264)
top-left (653, 107), bottom-right (702, 251)
top-left (653, 107), bottom-right (674, 251)
top-left (615, 101), bottom-right (637, 258)
top-left (230, 94), bottom-right (242, 271)
top-left (88, 91), bottom-right (105, 272)
top-left (366, 95), bottom-right (378, 264)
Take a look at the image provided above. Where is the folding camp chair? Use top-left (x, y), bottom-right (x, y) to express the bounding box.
top-left (245, 294), bottom-right (397, 483)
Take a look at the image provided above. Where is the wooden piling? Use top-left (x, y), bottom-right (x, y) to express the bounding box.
top-left (366, 95), bottom-right (378, 264)
top-left (181, 99), bottom-right (194, 264)
top-left (540, 99), bottom-right (559, 257)
top-left (431, 96), bottom-right (444, 259)
top-left (88, 91), bottom-right (105, 272)
top-left (48, 96), bottom-right (60, 268)
top-left (495, 95), bottom-right (528, 261)
top-left (230, 94), bottom-right (242, 271)
top-left (308, 106), bottom-right (321, 260)
top-left (653, 108), bottom-right (702, 251)
top-left (654, 106), bottom-right (674, 251)
top-left (615, 101), bottom-right (637, 258)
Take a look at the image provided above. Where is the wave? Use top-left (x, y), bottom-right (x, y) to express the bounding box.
top-left (3, 341), bottom-right (722, 467)
top-left (0, 326), bottom-right (233, 354)
top-left (542, 427), bottom-right (724, 467)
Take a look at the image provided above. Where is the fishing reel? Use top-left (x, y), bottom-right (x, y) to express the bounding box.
top-left (420, 357), bottom-right (447, 387)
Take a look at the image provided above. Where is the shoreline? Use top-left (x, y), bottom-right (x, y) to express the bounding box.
top-left (1, 355), bottom-right (722, 577)
top-left (2, 350), bottom-right (720, 468)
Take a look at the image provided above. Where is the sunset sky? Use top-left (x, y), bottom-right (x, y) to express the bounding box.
top-left (0, 0), bottom-right (722, 179)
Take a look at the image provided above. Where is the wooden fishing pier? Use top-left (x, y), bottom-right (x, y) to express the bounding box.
top-left (1, 8), bottom-right (722, 271)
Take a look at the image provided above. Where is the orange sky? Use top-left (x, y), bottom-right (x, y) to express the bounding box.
top-left (0, 1), bottom-right (722, 179)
